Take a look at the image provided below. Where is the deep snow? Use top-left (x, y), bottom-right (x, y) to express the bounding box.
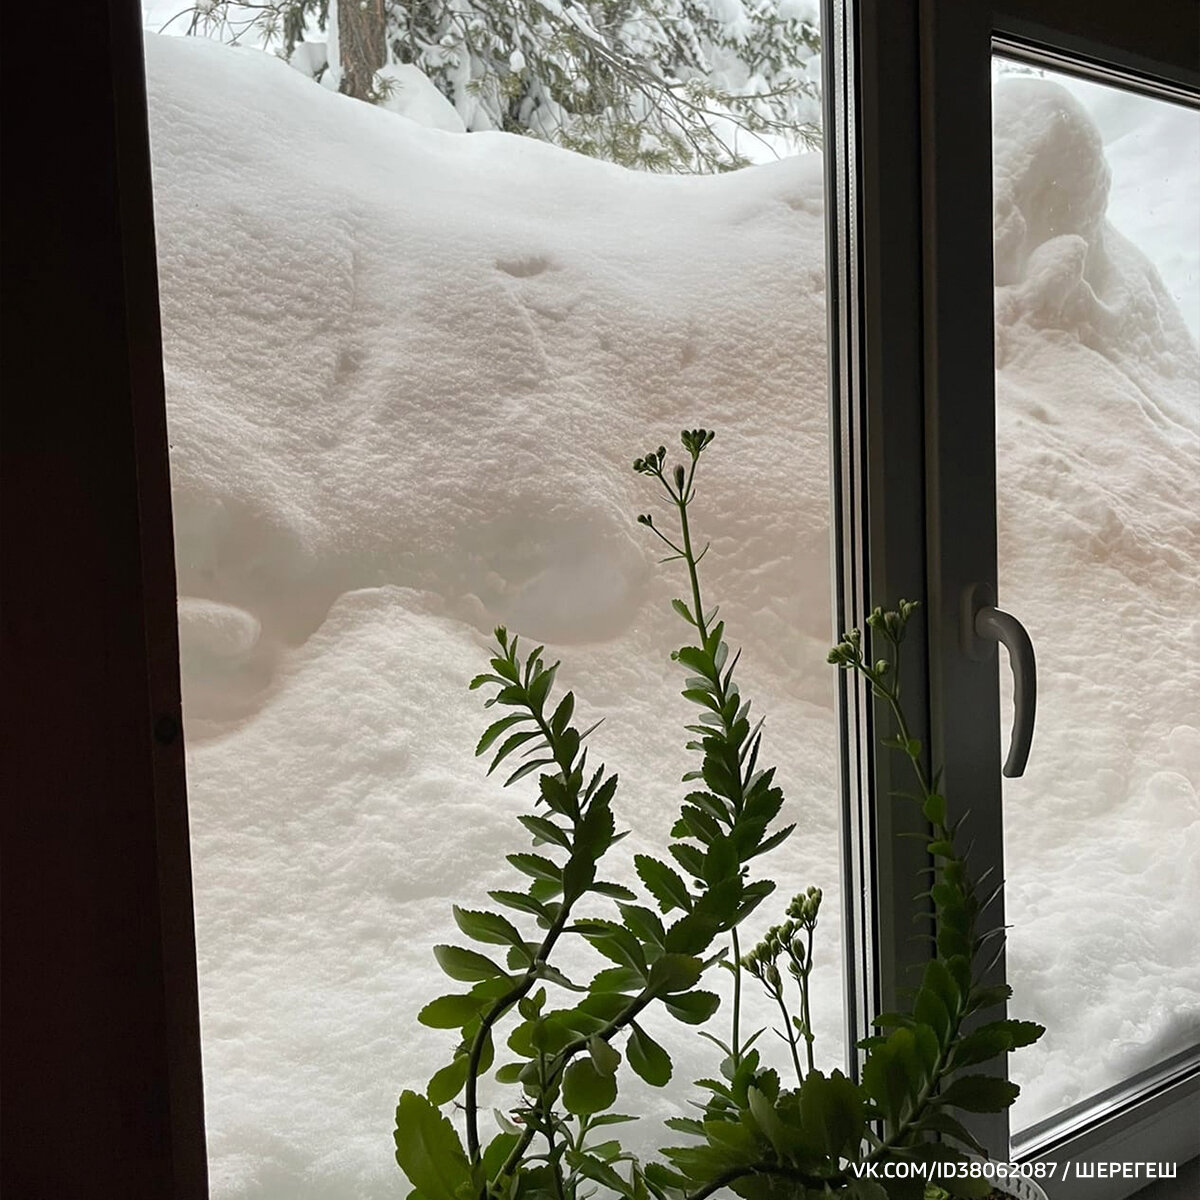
top-left (143, 32), bottom-right (1198, 1197)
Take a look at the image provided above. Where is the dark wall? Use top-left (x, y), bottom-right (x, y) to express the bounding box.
top-left (1, 2), bottom-right (206, 1195)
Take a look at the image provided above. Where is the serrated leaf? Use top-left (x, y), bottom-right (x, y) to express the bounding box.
top-left (618, 903), bottom-right (666, 949)
top-left (394, 1090), bottom-right (470, 1200)
top-left (453, 906), bottom-right (524, 948)
top-left (475, 714), bottom-right (532, 757)
top-left (576, 920), bottom-right (648, 975)
top-left (506, 853), bottom-right (561, 883)
top-left (951, 1019), bottom-right (1044, 1069)
top-left (518, 814), bottom-right (571, 849)
top-left (490, 730), bottom-right (545, 776)
top-left (635, 855), bottom-right (692, 913)
top-left (937, 1073), bottom-right (1020, 1113)
top-left (488, 890), bottom-right (551, 921)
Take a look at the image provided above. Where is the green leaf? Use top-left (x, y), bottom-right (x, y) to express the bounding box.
top-left (550, 692), bottom-right (575, 734)
top-left (417, 994), bottom-right (485, 1030)
top-left (746, 1086), bottom-right (789, 1158)
top-left (488, 890), bottom-right (551, 921)
top-left (588, 1113), bottom-right (640, 1129)
top-left (527, 662), bottom-right (559, 711)
top-left (663, 990), bottom-right (720, 1024)
top-left (427, 1056), bottom-right (468, 1105)
top-left (626, 1023), bottom-right (672, 1086)
top-left (966, 982), bottom-right (1012, 1014)
top-left (518, 815), bottom-right (571, 850)
top-left (937, 1073), bottom-right (1020, 1113)
top-left (701, 836), bottom-right (738, 887)
top-left (432, 945), bottom-right (505, 983)
top-left (618, 903), bottom-right (666, 950)
top-left (672, 598), bottom-right (696, 625)
top-left (503, 758), bottom-right (556, 787)
top-left (453, 907), bottom-right (525, 948)
top-left (668, 843), bottom-right (706, 879)
top-left (951, 1019), bottom-right (1044, 1069)
top-left (494, 1062), bottom-right (524, 1084)
top-left (635, 855), bottom-right (692, 913)
top-left (589, 965), bottom-right (645, 994)
top-left (475, 714), bottom-right (531, 756)
top-left (923, 792), bottom-right (947, 825)
top-left (589, 1033), bottom-right (622, 1077)
top-left (562, 1058), bottom-right (618, 1116)
top-left (674, 645), bottom-right (714, 678)
top-left (573, 1153), bottom-right (631, 1195)
top-left (506, 853), bottom-right (562, 884)
top-left (469, 673), bottom-right (510, 691)
top-left (916, 1110), bottom-right (987, 1156)
top-left (647, 953), bottom-right (702, 995)
top-left (394, 1090), bottom-right (470, 1200)
top-left (592, 881), bottom-right (639, 901)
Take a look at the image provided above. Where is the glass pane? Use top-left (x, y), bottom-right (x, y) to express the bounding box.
top-left (993, 58), bottom-right (1200, 1134)
top-left (142, 5), bottom-right (841, 1195)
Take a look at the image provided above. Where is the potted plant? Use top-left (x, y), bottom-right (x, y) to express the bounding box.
top-left (394, 430), bottom-right (1048, 1200)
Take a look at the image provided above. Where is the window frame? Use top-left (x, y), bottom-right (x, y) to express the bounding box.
top-left (824, 0), bottom-right (1200, 1186)
top-left (4, 0), bottom-right (1194, 1192)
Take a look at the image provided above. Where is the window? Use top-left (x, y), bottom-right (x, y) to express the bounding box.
top-left (7, 1), bottom-right (1192, 1195)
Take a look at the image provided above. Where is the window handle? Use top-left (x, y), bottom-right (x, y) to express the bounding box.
top-left (961, 584), bottom-right (1037, 778)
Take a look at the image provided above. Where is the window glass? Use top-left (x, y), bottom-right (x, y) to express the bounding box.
top-left (142, 4), bottom-right (841, 1194)
top-left (993, 58), bottom-right (1200, 1134)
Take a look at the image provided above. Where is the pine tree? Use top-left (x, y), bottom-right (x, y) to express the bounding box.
top-left (180, 0), bottom-right (821, 172)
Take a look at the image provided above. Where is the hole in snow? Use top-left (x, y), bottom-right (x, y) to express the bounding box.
top-left (496, 254), bottom-right (554, 278)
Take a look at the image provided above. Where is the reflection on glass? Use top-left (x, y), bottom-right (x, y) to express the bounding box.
top-left (144, 6), bottom-right (837, 1196)
top-left (992, 59), bottom-right (1200, 1133)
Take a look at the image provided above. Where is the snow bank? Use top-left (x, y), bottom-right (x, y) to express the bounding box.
top-left (144, 34), bottom-right (1197, 1196)
top-left (147, 33), bottom-right (835, 1199)
top-left (993, 77), bottom-right (1199, 1126)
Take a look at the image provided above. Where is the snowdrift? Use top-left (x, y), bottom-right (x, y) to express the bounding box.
top-left (144, 34), bottom-right (1198, 1198)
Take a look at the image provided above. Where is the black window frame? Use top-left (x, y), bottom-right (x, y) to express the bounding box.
top-left (825, 0), bottom-right (1199, 1189)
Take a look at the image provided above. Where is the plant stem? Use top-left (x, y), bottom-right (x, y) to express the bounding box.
top-left (490, 991), bottom-right (655, 1194)
top-left (801, 926), bottom-right (815, 1074)
top-left (771, 983), bottom-right (804, 1084)
top-left (730, 928), bottom-right (742, 1065)
top-left (674, 477), bottom-right (748, 1065)
top-left (465, 900), bottom-right (571, 1162)
top-left (468, 698), bottom-right (595, 1166)
top-left (676, 488), bottom-right (708, 643)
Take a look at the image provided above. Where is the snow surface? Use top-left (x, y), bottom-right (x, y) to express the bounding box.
top-left (143, 33), bottom-right (1198, 1197)
top-left (992, 76), bottom-right (1200, 1129)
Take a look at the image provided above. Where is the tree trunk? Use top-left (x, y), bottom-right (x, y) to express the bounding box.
top-left (337, 0), bottom-right (388, 101)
